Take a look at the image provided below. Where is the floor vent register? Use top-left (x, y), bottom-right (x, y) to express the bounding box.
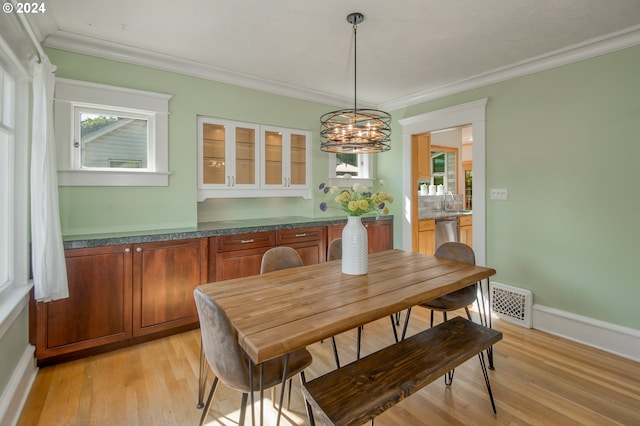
top-left (490, 282), bottom-right (533, 328)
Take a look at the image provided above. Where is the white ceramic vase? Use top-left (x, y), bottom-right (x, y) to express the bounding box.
top-left (341, 215), bottom-right (368, 275)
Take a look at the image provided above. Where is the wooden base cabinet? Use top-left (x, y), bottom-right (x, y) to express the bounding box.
top-left (276, 226), bottom-right (326, 265)
top-left (210, 231), bottom-right (276, 281)
top-left (458, 215), bottom-right (473, 247)
top-left (210, 227), bottom-right (326, 282)
top-left (327, 219), bottom-right (394, 255)
top-left (34, 219), bottom-right (391, 364)
top-left (35, 244), bottom-right (133, 364)
top-left (418, 219), bottom-right (436, 256)
top-left (133, 238), bottom-right (208, 338)
top-left (34, 239), bottom-right (208, 365)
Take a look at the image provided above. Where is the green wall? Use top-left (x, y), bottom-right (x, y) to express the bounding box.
top-left (48, 44), bottom-right (639, 331)
top-left (47, 48), bottom-right (403, 235)
top-left (0, 304), bottom-right (29, 397)
top-left (393, 45), bottom-right (640, 330)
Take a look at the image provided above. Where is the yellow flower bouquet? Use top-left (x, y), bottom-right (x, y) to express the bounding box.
top-left (319, 179), bottom-right (393, 216)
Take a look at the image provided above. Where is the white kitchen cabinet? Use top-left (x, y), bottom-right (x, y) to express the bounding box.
top-left (197, 116), bottom-right (311, 200)
top-left (197, 116), bottom-right (260, 200)
top-left (261, 126), bottom-right (311, 196)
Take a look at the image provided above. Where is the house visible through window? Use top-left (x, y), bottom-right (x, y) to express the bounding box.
top-left (76, 108), bottom-right (151, 170)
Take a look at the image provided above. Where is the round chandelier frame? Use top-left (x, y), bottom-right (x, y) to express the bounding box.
top-left (320, 12), bottom-right (392, 153)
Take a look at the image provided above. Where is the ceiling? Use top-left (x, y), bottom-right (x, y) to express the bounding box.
top-left (29, 0), bottom-right (640, 110)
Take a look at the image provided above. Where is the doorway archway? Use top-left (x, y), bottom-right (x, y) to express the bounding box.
top-left (399, 98), bottom-right (488, 264)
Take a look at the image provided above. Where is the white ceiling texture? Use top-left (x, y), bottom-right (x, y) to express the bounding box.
top-left (29, 0), bottom-right (640, 110)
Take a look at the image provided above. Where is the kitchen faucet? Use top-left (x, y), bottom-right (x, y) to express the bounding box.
top-left (444, 191), bottom-right (455, 211)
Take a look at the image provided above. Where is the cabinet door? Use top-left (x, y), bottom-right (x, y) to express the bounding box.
top-left (288, 131), bottom-right (309, 187)
top-left (364, 220), bottom-right (394, 253)
top-left (327, 219), bottom-right (393, 255)
top-left (36, 245), bottom-right (133, 362)
top-left (262, 126), bottom-right (310, 190)
top-left (263, 127), bottom-right (284, 187)
top-left (198, 116), bottom-right (260, 194)
top-left (418, 220), bottom-right (436, 255)
top-left (459, 215), bottom-right (473, 247)
top-left (132, 238), bottom-right (208, 337)
top-left (414, 133), bottom-right (431, 180)
top-left (277, 226), bottom-right (326, 265)
top-left (214, 232), bottom-right (276, 281)
top-left (200, 120), bottom-right (228, 186)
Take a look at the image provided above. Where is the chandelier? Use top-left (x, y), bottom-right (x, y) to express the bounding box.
top-left (320, 12), bottom-right (391, 153)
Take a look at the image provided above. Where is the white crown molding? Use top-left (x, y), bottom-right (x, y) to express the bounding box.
top-left (43, 31), bottom-right (354, 108)
top-left (40, 24), bottom-right (640, 112)
top-left (381, 24), bottom-right (640, 111)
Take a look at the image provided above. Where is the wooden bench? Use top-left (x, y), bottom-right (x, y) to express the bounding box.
top-left (301, 316), bottom-right (502, 426)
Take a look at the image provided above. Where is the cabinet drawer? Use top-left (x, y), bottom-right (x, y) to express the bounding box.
top-left (458, 215), bottom-right (473, 226)
top-left (276, 226), bottom-right (323, 245)
top-left (215, 231), bottom-right (276, 252)
top-left (419, 220), bottom-right (435, 231)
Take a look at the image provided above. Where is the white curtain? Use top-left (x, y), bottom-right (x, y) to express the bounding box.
top-left (31, 56), bottom-right (69, 301)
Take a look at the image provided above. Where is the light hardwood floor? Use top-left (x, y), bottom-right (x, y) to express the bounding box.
top-left (18, 307), bottom-right (640, 425)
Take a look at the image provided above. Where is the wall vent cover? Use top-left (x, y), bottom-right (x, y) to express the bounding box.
top-left (490, 282), bottom-right (533, 328)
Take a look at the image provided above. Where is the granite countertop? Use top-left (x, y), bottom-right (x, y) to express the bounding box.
top-left (419, 210), bottom-right (472, 220)
top-left (63, 215), bottom-right (394, 249)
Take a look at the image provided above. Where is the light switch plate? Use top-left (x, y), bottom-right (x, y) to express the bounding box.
top-left (490, 188), bottom-right (508, 200)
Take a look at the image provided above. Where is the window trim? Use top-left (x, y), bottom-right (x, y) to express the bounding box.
top-left (54, 78), bottom-right (172, 186)
top-left (0, 57), bottom-right (31, 338)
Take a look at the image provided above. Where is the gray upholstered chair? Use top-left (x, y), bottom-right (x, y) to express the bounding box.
top-left (422, 242), bottom-right (478, 326)
top-left (401, 242), bottom-right (479, 337)
top-left (400, 242), bottom-right (480, 385)
top-left (194, 288), bottom-right (312, 426)
top-left (327, 238), bottom-right (342, 261)
top-left (260, 246), bottom-right (304, 273)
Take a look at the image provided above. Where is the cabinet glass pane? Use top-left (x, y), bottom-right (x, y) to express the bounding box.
top-left (265, 130), bottom-right (283, 185)
top-left (202, 123), bottom-right (226, 184)
top-left (290, 133), bottom-right (306, 185)
top-left (235, 127), bottom-right (256, 185)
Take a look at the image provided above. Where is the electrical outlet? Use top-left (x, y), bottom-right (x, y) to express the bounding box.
top-left (490, 188), bottom-right (508, 200)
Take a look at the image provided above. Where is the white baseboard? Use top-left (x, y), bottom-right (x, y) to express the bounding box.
top-left (0, 344), bottom-right (37, 426)
top-left (533, 304), bottom-right (640, 363)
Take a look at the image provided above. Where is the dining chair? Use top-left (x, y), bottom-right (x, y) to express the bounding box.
top-left (260, 246), bottom-right (304, 274)
top-left (194, 287), bottom-right (313, 426)
top-left (327, 237), bottom-right (342, 261)
top-left (261, 246), bottom-right (342, 369)
top-left (422, 241), bottom-right (478, 326)
top-left (402, 242), bottom-right (478, 335)
top-left (401, 242), bottom-right (479, 384)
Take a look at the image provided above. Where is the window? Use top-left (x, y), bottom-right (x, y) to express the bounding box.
top-left (328, 153), bottom-right (373, 187)
top-left (0, 67), bottom-right (15, 294)
top-left (75, 107), bottom-right (151, 170)
top-left (54, 78), bottom-right (172, 186)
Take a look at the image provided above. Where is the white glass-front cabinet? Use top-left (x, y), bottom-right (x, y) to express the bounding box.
top-left (262, 126), bottom-right (311, 195)
top-left (197, 116), bottom-right (260, 200)
top-left (197, 116), bottom-right (311, 200)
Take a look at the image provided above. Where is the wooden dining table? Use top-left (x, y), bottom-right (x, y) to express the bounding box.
top-left (196, 248), bottom-right (497, 424)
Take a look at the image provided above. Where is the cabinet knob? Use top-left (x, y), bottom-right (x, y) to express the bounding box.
top-left (136, 247), bottom-right (142, 252)
top-left (240, 239), bottom-right (254, 244)
top-left (295, 233), bottom-right (306, 237)
top-left (124, 248), bottom-right (131, 253)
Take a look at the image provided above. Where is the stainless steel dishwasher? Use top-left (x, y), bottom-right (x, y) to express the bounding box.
top-left (435, 217), bottom-right (458, 249)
